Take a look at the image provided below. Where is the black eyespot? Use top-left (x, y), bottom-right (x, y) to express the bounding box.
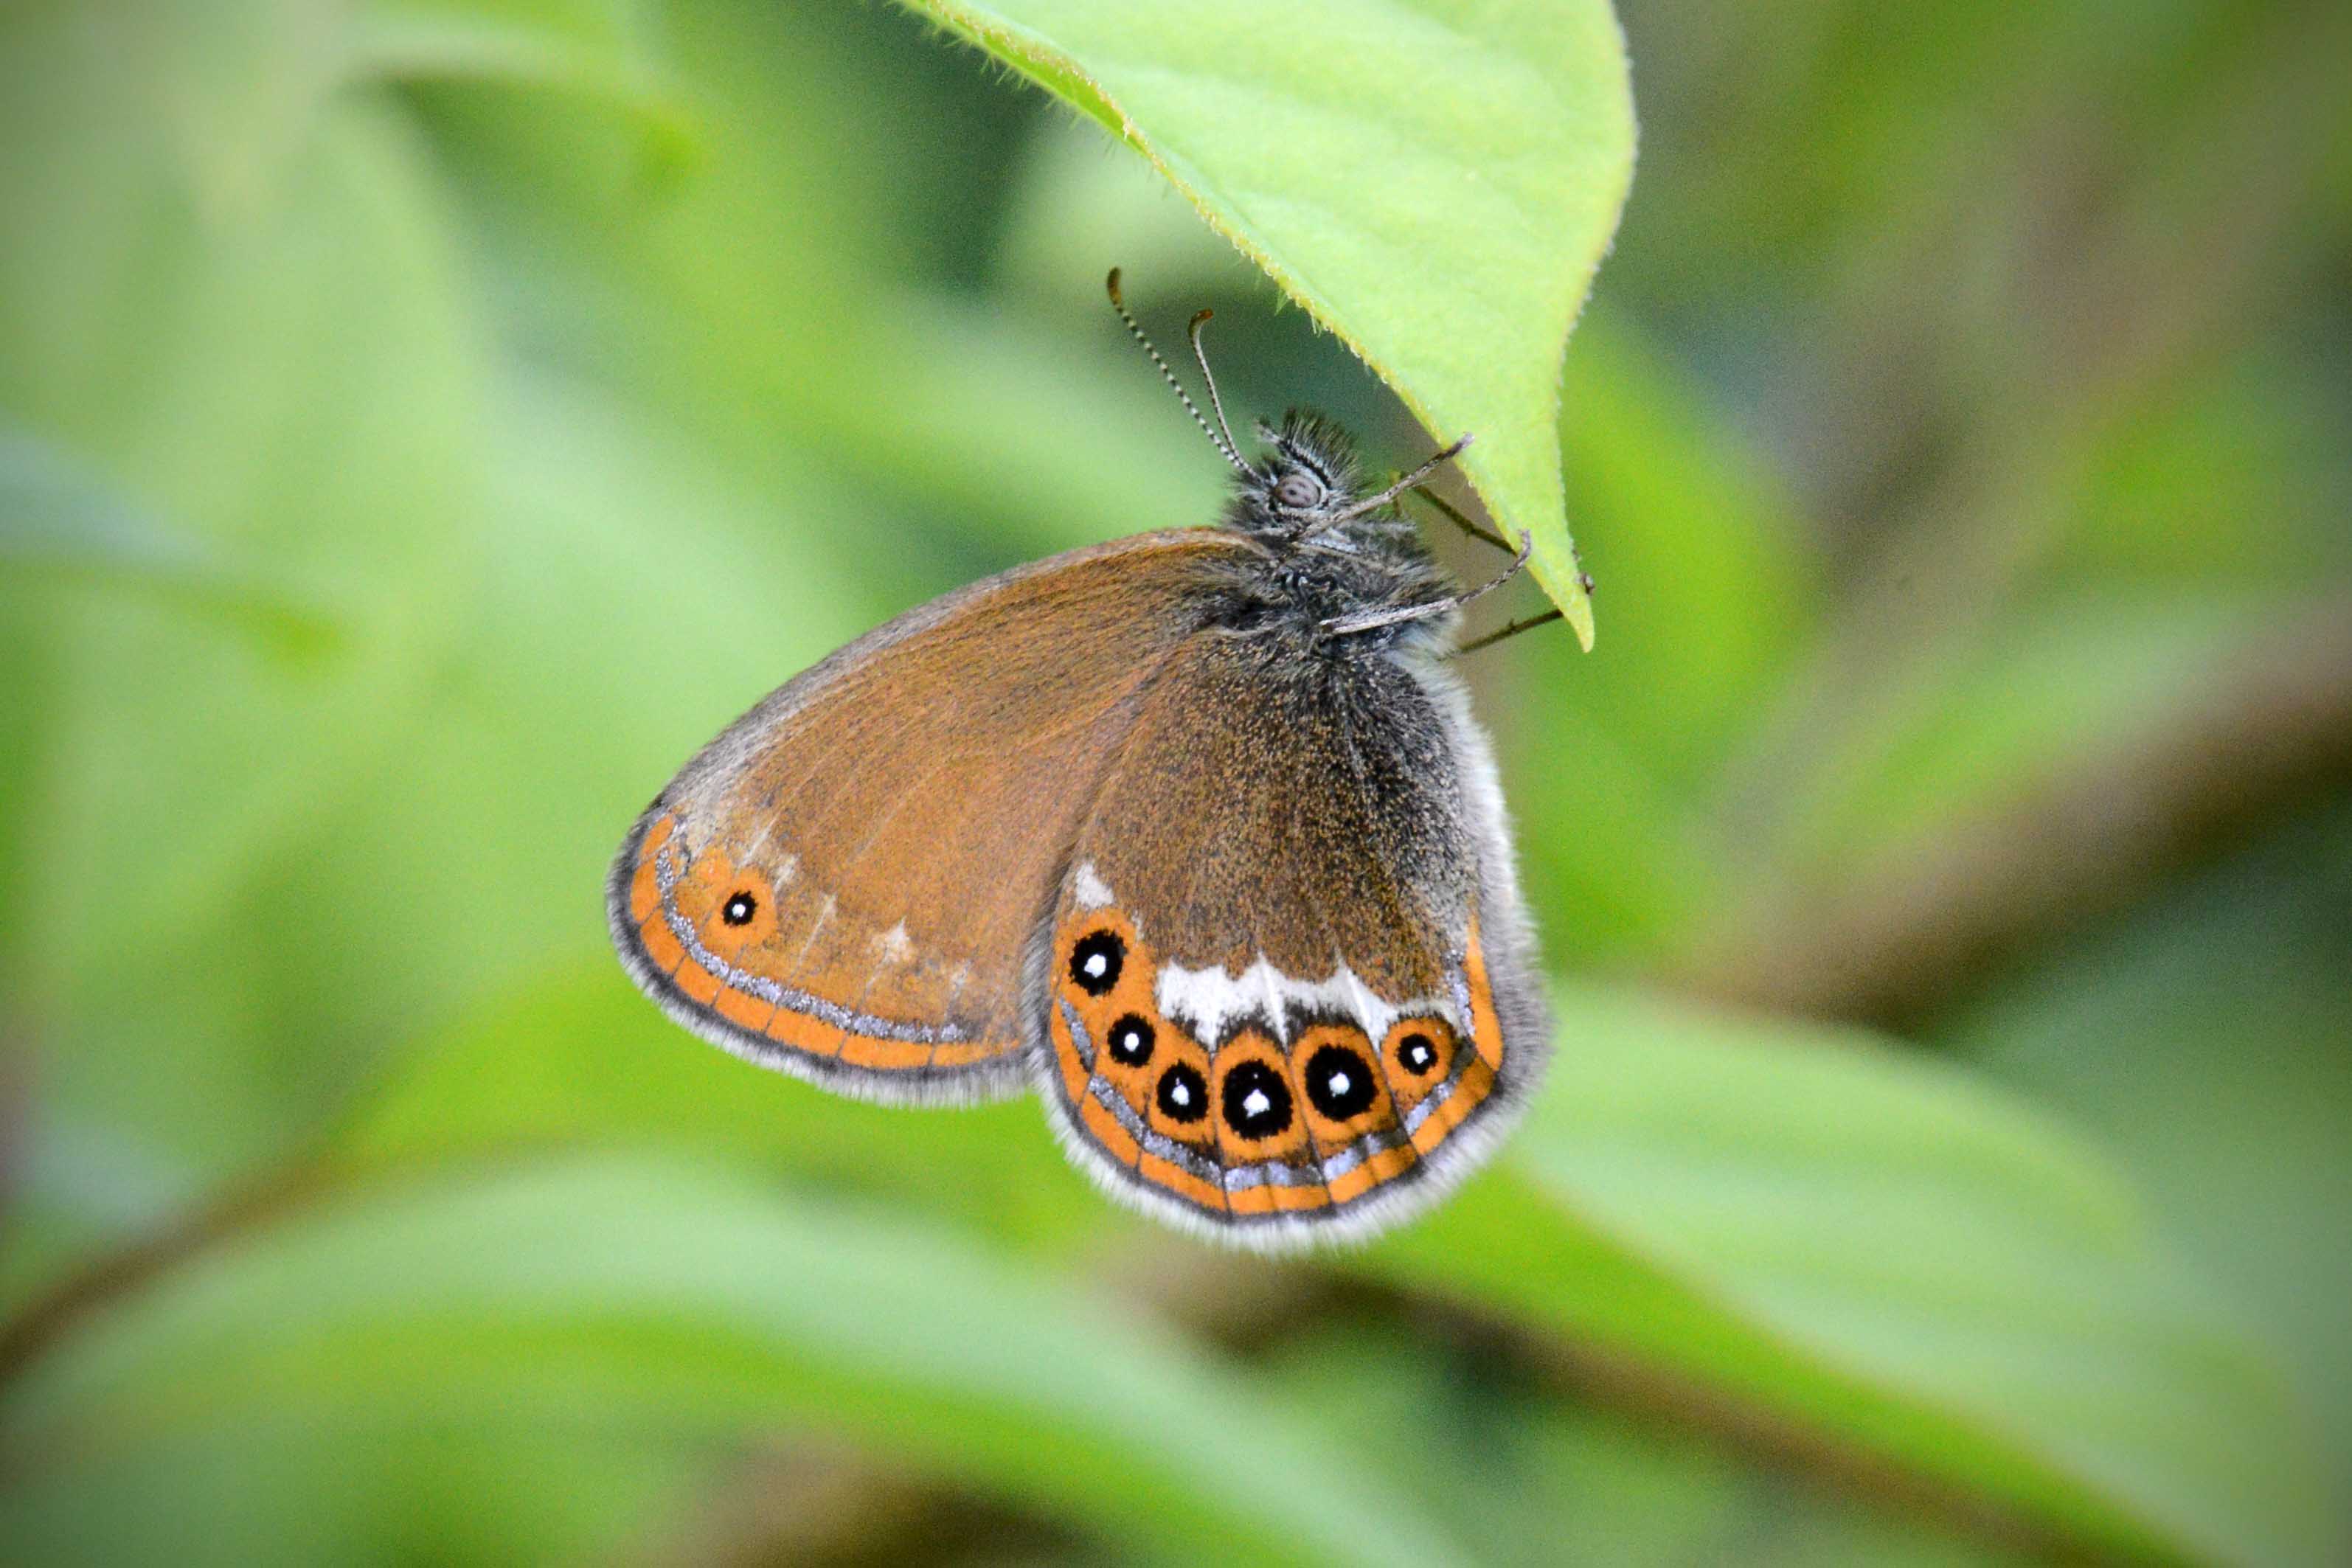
top-left (721, 892), bottom-right (757, 926)
top-left (1108, 1014), bottom-right (1155, 1067)
top-left (1305, 1043), bottom-right (1377, 1120)
top-left (1156, 1062), bottom-right (1207, 1123)
top-left (1274, 472), bottom-right (1322, 510)
top-left (1396, 1030), bottom-right (1440, 1077)
top-left (1221, 1059), bottom-right (1294, 1139)
top-left (1069, 931), bottom-right (1123, 995)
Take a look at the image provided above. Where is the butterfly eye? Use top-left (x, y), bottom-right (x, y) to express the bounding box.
top-left (721, 891), bottom-right (757, 926)
top-left (1273, 472), bottom-right (1323, 510)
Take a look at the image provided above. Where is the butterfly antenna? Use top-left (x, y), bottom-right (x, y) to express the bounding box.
top-left (1185, 308), bottom-right (1245, 464)
top-left (1107, 268), bottom-right (1249, 473)
top-left (1321, 527), bottom-right (1533, 639)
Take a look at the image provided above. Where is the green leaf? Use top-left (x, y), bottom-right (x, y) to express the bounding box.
top-left (898, 0), bottom-right (1637, 645)
top-left (1949, 803), bottom-right (2352, 1493)
top-left (1781, 589), bottom-right (2272, 875)
top-left (336, 962), bottom-right (1116, 1257)
top-left (339, 967), bottom-right (2336, 1565)
top-left (0, 423), bottom-right (339, 656)
top-left (0, 90), bottom-right (487, 1179)
top-left (356, 0), bottom-right (700, 167)
top-left (0, 1420), bottom-right (710, 1568)
top-left (1500, 302), bottom-right (1817, 959)
top-left (1257, 1320), bottom-right (2039, 1568)
top-left (1373, 985), bottom-right (2341, 1568)
top-left (0, 1154), bottom-right (1465, 1568)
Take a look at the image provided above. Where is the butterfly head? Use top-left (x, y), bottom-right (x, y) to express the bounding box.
top-left (1102, 272), bottom-right (1461, 560)
top-left (1227, 411), bottom-right (1390, 542)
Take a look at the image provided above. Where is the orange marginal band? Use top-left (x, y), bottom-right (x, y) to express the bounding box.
top-left (631, 813), bottom-right (1007, 1069)
top-left (1463, 914), bottom-right (1506, 1072)
top-left (1040, 895), bottom-right (1522, 1224)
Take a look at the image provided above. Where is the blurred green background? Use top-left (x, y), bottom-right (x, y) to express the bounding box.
top-left (3, 1), bottom-right (2349, 1564)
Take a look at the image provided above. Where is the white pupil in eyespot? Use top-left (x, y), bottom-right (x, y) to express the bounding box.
top-left (1084, 954), bottom-right (1108, 976)
top-left (1328, 1070), bottom-right (1351, 1095)
top-left (1170, 1081), bottom-right (1190, 1105)
top-left (1242, 1088), bottom-right (1271, 1117)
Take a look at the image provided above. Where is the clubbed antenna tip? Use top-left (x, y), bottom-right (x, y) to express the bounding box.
top-left (1106, 268), bottom-right (1248, 473)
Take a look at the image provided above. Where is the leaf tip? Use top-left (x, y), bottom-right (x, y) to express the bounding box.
top-left (1567, 588), bottom-right (1595, 651)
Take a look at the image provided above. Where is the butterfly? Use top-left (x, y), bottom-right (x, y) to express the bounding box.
top-left (608, 271), bottom-right (1555, 1248)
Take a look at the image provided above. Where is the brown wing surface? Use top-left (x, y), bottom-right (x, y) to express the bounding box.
top-left (608, 529), bottom-right (1258, 1103)
top-left (1032, 631), bottom-right (1550, 1245)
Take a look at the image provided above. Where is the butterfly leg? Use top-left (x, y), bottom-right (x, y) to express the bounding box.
top-left (1406, 483), bottom-right (1518, 556)
top-left (1455, 608), bottom-right (1565, 656)
top-left (1322, 529), bottom-right (1533, 639)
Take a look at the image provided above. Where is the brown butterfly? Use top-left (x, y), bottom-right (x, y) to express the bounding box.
top-left (608, 273), bottom-right (1553, 1248)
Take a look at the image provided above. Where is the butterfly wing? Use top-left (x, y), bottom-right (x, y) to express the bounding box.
top-left (1031, 630), bottom-right (1550, 1246)
top-left (609, 530), bottom-right (1259, 1104)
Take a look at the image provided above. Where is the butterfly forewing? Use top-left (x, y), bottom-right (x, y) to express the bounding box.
top-left (608, 530), bottom-right (1258, 1103)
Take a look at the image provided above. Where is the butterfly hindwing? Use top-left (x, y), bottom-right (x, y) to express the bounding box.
top-left (1030, 630), bottom-right (1550, 1244)
top-left (608, 530), bottom-right (1260, 1103)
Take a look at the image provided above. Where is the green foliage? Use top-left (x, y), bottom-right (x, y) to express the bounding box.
top-left (336, 971), bottom-right (2334, 1563)
top-left (0, 1154), bottom-right (1461, 1568)
top-left (4, 1), bottom-right (2348, 1565)
top-left (908, 0), bottom-right (1637, 644)
top-left (1380, 990), bottom-right (2331, 1568)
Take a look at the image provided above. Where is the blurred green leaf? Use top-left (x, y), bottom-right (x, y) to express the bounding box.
top-left (1260, 1320), bottom-right (2034, 1568)
top-left (0, 1154), bottom-right (1465, 1568)
top-left (358, 0), bottom-right (700, 166)
top-left (0, 1419), bottom-right (710, 1568)
top-left (1374, 985), bottom-right (2339, 1568)
top-left (127, 0), bottom-right (352, 226)
top-left (901, 0), bottom-right (1637, 643)
top-left (344, 965), bottom-right (2335, 1564)
top-left (2052, 345), bottom-right (2352, 592)
top-left (1496, 302), bottom-right (1816, 958)
top-left (340, 961), bottom-right (1110, 1256)
top-left (0, 97), bottom-right (486, 1181)
top-left (1548, 305), bottom-right (1816, 783)
top-left (430, 6), bottom-right (1242, 573)
top-left (1783, 589), bottom-right (2269, 875)
top-left (1950, 803), bottom-right (2352, 1497)
top-left (0, 423), bottom-right (339, 656)
top-left (996, 114), bottom-right (1249, 311)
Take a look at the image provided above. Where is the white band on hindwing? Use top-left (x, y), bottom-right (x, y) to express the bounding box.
top-left (1154, 952), bottom-right (1463, 1048)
